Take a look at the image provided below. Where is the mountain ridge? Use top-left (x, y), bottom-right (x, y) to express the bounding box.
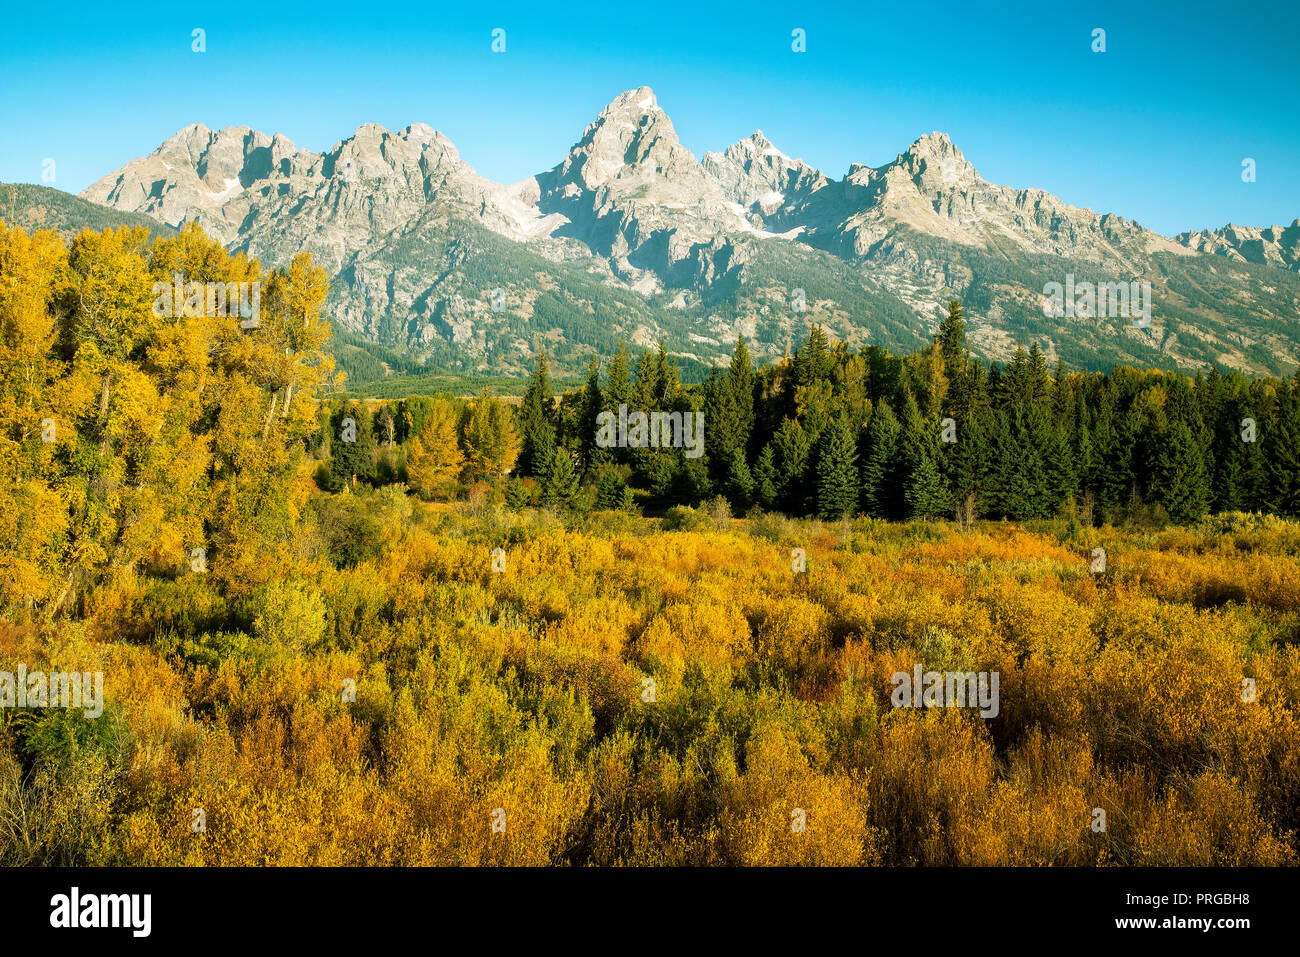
top-left (74, 86), bottom-right (1300, 380)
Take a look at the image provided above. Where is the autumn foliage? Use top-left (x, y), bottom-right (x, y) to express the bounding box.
top-left (1, 223), bottom-right (1297, 866)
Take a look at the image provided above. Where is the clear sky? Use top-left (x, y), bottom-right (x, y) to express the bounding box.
top-left (1, 0), bottom-right (1296, 236)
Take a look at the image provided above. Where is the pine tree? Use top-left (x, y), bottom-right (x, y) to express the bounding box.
top-left (518, 351), bottom-right (555, 477)
top-left (726, 447), bottom-right (755, 510)
top-left (540, 448), bottom-right (581, 509)
top-left (595, 469), bottom-right (628, 510)
top-left (772, 417), bottom-right (813, 514)
top-left (1153, 419), bottom-right (1210, 523)
top-left (815, 418), bottom-right (859, 519)
top-left (728, 335), bottom-right (756, 452)
top-left (860, 401), bottom-right (901, 518)
top-left (329, 401), bottom-right (376, 490)
top-left (753, 444), bottom-right (779, 510)
top-left (1265, 382), bottom-right (1300, 516)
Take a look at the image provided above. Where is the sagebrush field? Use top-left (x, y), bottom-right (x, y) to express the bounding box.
top-left (4, 503), bottom-right (1298, 865)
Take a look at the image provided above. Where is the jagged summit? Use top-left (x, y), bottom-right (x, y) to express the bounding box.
top-left (76, 93), bottom-right (1300, 377)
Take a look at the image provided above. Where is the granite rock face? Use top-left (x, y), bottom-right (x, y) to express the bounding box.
top-left (1176, 221), bottom-right (1300, 272)
top-left (80, 87), bottom-right (1300, 377)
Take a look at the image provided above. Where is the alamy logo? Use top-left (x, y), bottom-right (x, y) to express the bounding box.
top-left (152, 274), bottom-right (261, 328)
top-left (50, 887), bottom-right (151, 937)
top-left (0, 666), bottom-right (103, 718)
top-left (890, 665), bottom-right (1000, 718)
top-left (1042, 275), bottom-right (1151, 327)
top-left (595, 404), bottom-right (704, 459)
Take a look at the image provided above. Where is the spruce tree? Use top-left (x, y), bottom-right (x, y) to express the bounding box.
top-left (987, 409), bottom-right (1038, 519)
top-left (793, 324), bottom-right (833, 391)
top-left (605, 341), bottom-right (633, 411)
top-left (860, 401), bottom-right (901, 518)
top-left (772, 417), bottom-right (813, 514)
top-left (540, 449), bottom-right (581, 509)
top-left (633, 350), bottom-right (660, 411)
top-left (753, 444), bottom-right (779, 510)
top-left (329, 401), bottom-right (376, 490)
top-left (518, 351), bottom-right (555, 477)
top-left (704, 364), bottom-right (740, 487)
top-left (505, 477), bottom-right (531, 511)
top-left (618, 485), bottom-right (638, 513)
top-left (1154, 419), bottom-right (1210, 524)
top-left (728, 335), bottom-right (756, 453)
top-left (905, 449), bottom-right (952, 519)
top-left (654, 343), bottom-right (680, 406)
top-left (936, 299), bottom-right (971, 412)
top-left (595, 469), bottom-right (628, 510)
top-left (578, 357), bottom-right (604, 473)
top-left (726, 447), bottom-right (755, 510)
top-left (815, 418), bottom-right (860, 519)
top-left (1265, 382), bottom-right (1300, 516)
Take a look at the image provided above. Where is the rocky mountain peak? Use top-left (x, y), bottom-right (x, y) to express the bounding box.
top-left (894, 131), bottom-right (978, 190)
top-left (76, 102), bottom-right (1300, 379)
top-left (701, 129), bottom-right (831, 230)
top-left (1176, 219), bottom-right (1300, 270)
top-left (555, 85), bottom-right (694, 191)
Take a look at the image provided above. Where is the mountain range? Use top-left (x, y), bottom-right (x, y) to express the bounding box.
top-left (52, 86), bottom-right (1300, 379)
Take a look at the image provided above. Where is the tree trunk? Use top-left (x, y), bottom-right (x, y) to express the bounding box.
top-left (262, 392), bottom-right (279, 440)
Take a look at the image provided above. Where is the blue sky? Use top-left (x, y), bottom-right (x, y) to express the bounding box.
top-left (1, 0), bottom-right (1296, 236)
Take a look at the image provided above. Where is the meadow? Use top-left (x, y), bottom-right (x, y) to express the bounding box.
top-left (3, 500), bottom-right (1297, 866)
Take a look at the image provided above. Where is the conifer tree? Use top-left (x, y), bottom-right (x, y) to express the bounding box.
top-left (329, 401), bottom-right (376, 490)
top-left (905, 448), bottom-right (952, 520)
top-left (578, 357), bottom-right (604, 472)
top-left (633, 349), bottom-right (660, 411)
top-left (753, 444), bottom-right (779, 510)
top-left (937, 299), bottom-right (970, 403)
top-left (860, 401), bottom-right (901, 518)
top-left (605, 341), bottom-right (633, 413)
top-left (505, 477), bottom-right (531, 511)
top-left (595, 469), bottom-right (628, 510)
top-left (815, 418), bottom-right (860, 519)
top-left (461, 391), bottom-right (519, 484)
top-left (899, 390), bottom-right (953, 519)
top-left (794, 324), bottom-right (834, 389)
top-left (654, 343), bottom-right (680, 407)
top-left (1265, 381), bottom-right (1300, 516)
top-left (726, 447), bottom-right (755, 510)
top-left (518, 351), bottom-right (555, 477)
top-left (540, 448), bottom-right (581, 509)
top-left (729, 335), bottom-right (756, 452)
top-left (704, 364), bottom-right (741, 486)
top-left (772, 417), bottom-right (813, 514)
top-left (1153, 419), bottom-right (1210, 523)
